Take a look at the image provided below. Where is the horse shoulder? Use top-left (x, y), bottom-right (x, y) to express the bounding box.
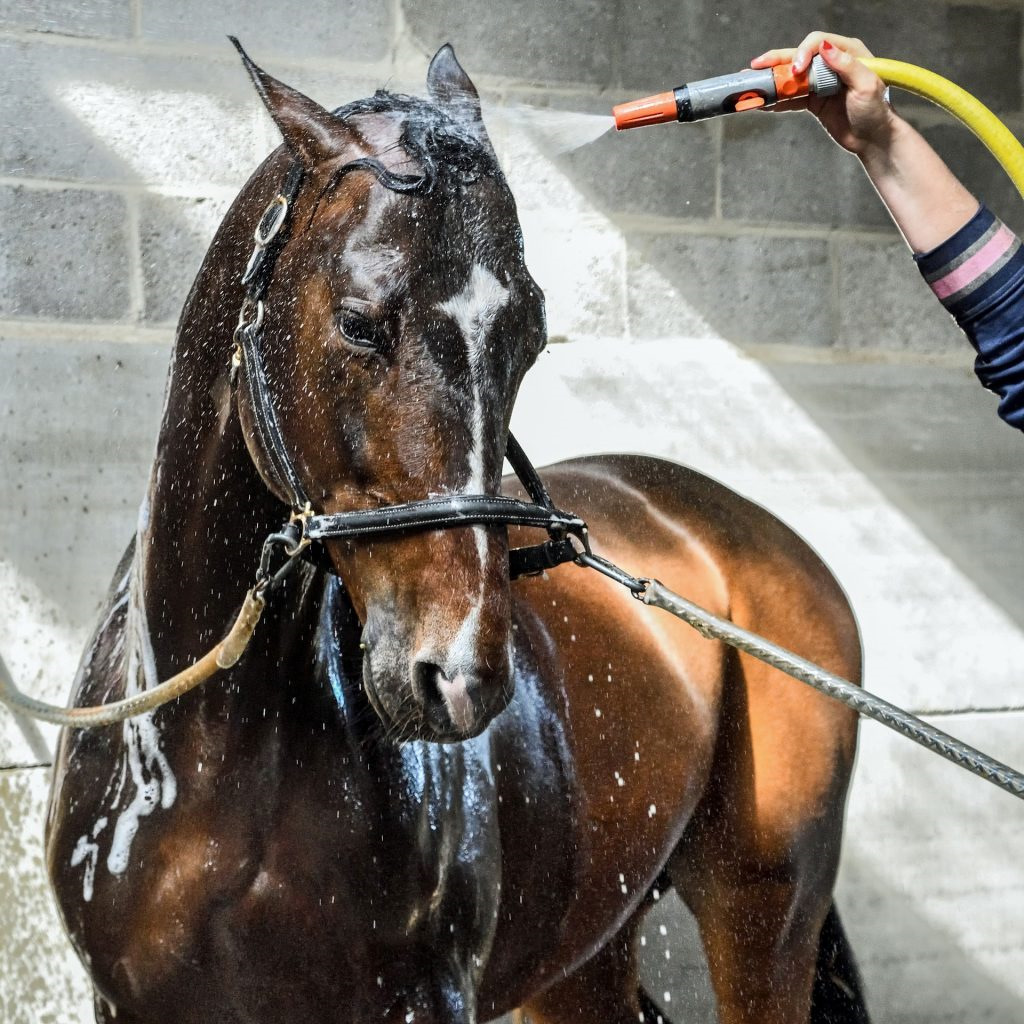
top-left (547, 454), bottom-right (861, 867)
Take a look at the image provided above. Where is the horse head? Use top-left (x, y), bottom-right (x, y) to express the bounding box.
top-left (230, 43), bottom-right (548, 742)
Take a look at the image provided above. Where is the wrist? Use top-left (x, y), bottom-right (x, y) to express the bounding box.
top-left (855, 110), bottom-right (910, 174)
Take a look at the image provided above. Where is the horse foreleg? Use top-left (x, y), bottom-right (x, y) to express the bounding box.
top-left (667, 643), bottom-right (860, 1024)
top-left (518, 905), bottom-right (658, 1024)
top-left (673, 851), bottom-right (829, 1024)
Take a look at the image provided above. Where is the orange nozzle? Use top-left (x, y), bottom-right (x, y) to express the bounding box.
top-left (771, 61), bottom-right (812, 100)
top-left (613, 91), bottom-right (678, 130)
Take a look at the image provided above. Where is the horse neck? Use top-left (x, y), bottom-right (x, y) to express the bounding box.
top-left (137, 169), bottom-right (295, 675)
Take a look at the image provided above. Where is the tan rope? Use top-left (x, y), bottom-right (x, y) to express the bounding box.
top-left (0, 590), bottom-right (265, 729)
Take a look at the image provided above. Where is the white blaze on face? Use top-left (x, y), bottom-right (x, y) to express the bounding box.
top-left (438, 263), bottom-right (511, 566)
top-left (435, 264), bottom-right (510, 675)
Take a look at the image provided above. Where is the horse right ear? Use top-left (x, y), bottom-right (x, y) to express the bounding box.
top-left (427, 44), bottom-right (492, 143)
top-left (230, 37), bottom-right (349, 167)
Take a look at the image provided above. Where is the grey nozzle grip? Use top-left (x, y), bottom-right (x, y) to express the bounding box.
top-left (809, 54), bottom-right (840, 97)
top-left (679, 67), bottom-right (777, 121)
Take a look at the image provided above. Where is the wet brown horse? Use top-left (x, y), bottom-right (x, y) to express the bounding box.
top-left (47, 44), bottom-right (867, 1024)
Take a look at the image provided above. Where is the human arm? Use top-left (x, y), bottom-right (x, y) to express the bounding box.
top-left (915, 205), bottom-right (1024, 430)
top-left (750, 32), bottom-right (979, 253)
top-left (752, 32), bottom-right (1024, 431)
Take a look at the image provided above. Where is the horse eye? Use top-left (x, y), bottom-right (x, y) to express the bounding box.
top-left (337, 309), bottom-right (381, 351)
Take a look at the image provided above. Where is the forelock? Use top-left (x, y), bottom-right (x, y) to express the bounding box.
top-left (331, 91), bottom-right (498, 193)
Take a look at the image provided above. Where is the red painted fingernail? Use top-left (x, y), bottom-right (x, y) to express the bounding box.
top-left (822, 40), bottom-right (834, 52)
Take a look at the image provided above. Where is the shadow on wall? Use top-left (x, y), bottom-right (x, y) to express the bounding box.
top-left (507, 91), bottom-right (1024, 636)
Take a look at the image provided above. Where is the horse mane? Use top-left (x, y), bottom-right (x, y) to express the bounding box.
top-left (328, 90), bottom-right (499, 196)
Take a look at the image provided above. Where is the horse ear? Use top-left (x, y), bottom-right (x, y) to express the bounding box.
top-left (230, 36), bottom-right (348, 167)
top-left (426, 44), bottom-right (491, 141)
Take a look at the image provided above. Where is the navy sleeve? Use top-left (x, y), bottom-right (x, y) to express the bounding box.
top-left (914, 204), bottom-right (1024, 432)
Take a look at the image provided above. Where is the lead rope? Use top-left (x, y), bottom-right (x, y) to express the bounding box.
top-left (614, 569), bottom-right (1024, 801)
top-left (3, 511), bottom-right (1024, 803)
top-left (0, 590), bottom-right (265, 729)
top-left (0, 520), bottom-right (311, 730)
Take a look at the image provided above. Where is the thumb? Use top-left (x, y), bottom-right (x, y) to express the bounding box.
top-left (820, 39), bottom-right (883, 95)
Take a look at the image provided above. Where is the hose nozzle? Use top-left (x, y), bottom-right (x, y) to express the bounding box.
top-left (613, 55), bottom-right (840, 129)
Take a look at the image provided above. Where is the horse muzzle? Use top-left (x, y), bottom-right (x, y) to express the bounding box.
top-left (416, 651), bottom-right (515, 741)
top-left (356, 578), bottom-right (515, 743)
top-left (362, 639), bottom-right (513, 743)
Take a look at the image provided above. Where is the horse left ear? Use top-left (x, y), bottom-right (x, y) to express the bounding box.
top-left (231, 36), bottom-right (349, 167)
top-left (426, 44), bottom-right (492, 144)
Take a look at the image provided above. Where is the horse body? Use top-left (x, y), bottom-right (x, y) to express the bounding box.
top-left (46, 43), bottom-right (866, 1024)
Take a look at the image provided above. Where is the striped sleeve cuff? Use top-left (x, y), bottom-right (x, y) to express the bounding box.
top-left (914, 205), bottom-right (1024, 321)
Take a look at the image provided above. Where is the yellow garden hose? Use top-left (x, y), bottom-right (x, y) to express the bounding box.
top-left (862, 57), bottom-right (1024, 198)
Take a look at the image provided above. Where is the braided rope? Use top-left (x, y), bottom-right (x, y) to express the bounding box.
top-left (0, 590), bottom-right (264, 729)
top-left (642, 579), bottom-right (1024, 801)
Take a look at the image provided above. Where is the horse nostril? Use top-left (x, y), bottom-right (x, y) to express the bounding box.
top-left (437, 672), bottom-right (476, 733)
top-left (413, 660), bottom-right (442, 704)
top-left (414, 660), bottom-right (477, 734)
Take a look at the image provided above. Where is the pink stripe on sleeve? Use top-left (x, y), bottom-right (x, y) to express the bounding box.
top-left (931, 225), bottom-right (1017, 299)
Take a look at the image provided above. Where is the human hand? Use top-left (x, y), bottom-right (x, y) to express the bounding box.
top-left (750, 31), bottom-right (898, 158)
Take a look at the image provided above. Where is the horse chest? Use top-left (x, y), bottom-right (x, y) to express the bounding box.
top-left (63, 729), bottom-right (506, 1019)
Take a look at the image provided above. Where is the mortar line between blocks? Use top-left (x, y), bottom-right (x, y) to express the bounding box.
top-left (829, 233), bottom-right (841, 347)
top-left (389, 0), bottom-right (405, 74)
top-left (0, 28), bottom-right (394, 77)
top-left (0, 763), bottom-right (53, 774)
top-left (0, 176), bottom-right (243, 201)
top-left (0, 318), bottom-right (174, 345)
top-left (713, 119), bottom-right (723, 222)
top-left (0, 28), bottom-right (616, 94)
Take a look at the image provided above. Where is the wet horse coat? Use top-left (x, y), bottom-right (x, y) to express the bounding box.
top-left (47, 44), bottom-right (868, 1024)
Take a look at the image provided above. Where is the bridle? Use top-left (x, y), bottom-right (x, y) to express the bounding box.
top-left (230, 158), bottom-right (599, 593)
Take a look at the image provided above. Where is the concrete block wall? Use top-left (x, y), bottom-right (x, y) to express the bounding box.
top-left (2, 1), bottom-right (1024, 1022)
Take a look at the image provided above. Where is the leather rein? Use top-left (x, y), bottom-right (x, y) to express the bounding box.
top-left (231, 161), bottom-right (598, 595)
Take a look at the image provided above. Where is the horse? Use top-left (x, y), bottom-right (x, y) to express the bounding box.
top-left (46, 42), bottom-right (869, 1024)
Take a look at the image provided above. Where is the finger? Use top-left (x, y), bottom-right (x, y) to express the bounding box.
top-left (792, 32), bottom-right (874, 73)
top-left (750, 47), bottom-right (796, 69)
top-left (819, 38), bottom-right (884, 93)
